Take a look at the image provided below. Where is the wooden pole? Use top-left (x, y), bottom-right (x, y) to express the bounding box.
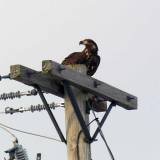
top-left (64, 64), bottom-right (90, 160)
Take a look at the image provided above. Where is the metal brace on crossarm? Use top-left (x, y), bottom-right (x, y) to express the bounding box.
top-left (63, 81), bottom-right (116, 143)
top-left (34, 85), bottom-right (66, 144)
top-left (63, 81), bottom-right (92, 142)
top-left (91, 102), bottom-right (116, 142)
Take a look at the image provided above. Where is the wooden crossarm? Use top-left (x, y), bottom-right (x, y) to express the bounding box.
top-left (42, 60), bottom-right (137, 110)
top-left (10, 64), bottom-right (64, 97)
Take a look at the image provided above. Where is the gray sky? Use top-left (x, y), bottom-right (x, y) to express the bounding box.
top-left (0, 0), bottom-right (160, 159)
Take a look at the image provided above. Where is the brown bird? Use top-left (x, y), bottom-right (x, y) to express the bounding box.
top-left (62, 39), bottom-right (100, 76)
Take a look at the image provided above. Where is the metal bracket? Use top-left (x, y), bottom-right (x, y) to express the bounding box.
top-left (91, 102), bottom-right (116, 142)
top-left (0, 74), bottom-right (10, 81)
top-left (63, 81), bottom-right (116, 143)
top-left (34, 81), bottom-right (115, 144)
top-left (34, 85), bottom-right (66, 144)
top-left (63, 81), bottom-right (92, 142)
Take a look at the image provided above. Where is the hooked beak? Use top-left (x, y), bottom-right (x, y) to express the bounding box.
top-left (79, 41), bottom-right (83, 45)
top-left (79, 40), bottom-right (88, 45)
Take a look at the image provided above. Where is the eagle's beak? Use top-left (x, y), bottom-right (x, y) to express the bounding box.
top-left (79, 40), bottom-right (88, 45)
top-left (79, 41), bottom-right (83, 45)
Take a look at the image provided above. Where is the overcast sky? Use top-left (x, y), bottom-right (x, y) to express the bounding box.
top-left (0, 0), bottom-right (160, 159)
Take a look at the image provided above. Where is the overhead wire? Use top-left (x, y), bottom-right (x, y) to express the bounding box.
top-left (92, 110), bottom-right (115, 160)
top-left (0, 111), bottom-right (5, 114)
top-left (0, 78), bottom-right (115, 158)
top-left (0, 125), bottom-right (17, 140)
top-left (76, 118), bottom-right (97, 160)
top-left (0, 122), bottom-right (62, 143)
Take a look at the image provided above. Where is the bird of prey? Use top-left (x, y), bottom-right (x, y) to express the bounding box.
top-left (62, 39), bottom-right (100, 76)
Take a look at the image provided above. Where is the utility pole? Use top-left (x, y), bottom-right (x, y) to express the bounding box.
top-left (10, 60), bottom-right (137, 160)
top-left (64, 65), bottom-right (90, 160)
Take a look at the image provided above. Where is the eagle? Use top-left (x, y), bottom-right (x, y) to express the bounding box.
top-left (62, 39), bottom-right (100, 76)
top-left (62, 39), bottom-right (106, 112)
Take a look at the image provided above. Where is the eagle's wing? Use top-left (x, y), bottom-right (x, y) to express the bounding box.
top-left (87, 55), bottom-right (100, 76)
top-left (62, 52), bottom-right (87, 65)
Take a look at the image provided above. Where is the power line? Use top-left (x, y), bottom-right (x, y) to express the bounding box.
top-left (76, 118), bottom-right (97, 160)
top-left (0, 122), bottom-right (62, 143)
top-left (0, 125), bottom-right (17, 140)
top-left (92, 110), bottom-right (115, 160)
top-left (0, 111), bottom-right (5, 114)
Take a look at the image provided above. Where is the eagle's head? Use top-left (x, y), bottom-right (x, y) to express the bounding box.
top-left (79, 39), bottom-right (98, 54)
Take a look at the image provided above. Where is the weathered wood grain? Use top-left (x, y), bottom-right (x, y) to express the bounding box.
top-left (10, 64), bottom-right (64, 97)
top-left (42, 60), bottom-right (137, 110)
top-left (64, 65), bottom-right (90, 160)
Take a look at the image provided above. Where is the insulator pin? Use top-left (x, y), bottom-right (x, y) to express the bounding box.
top-left (15, 145), bottom-right (29, 160)
top-left (5, 142), bottom-right (29, 160)
top-left (0, 89), bottom-right (38, 101)
top-left (0, 91), bottom-right (21, 100)
top-left (0, 74), bottom-right (10, 81)
top-left (30, 102), bottom-right (56, 112)
top-left (3, 102), bottom-right (64, 114)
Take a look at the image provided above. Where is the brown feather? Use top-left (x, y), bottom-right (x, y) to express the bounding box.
top-left (86, 55), bottom-right (100, 76)
top-left (62, 50), bottom-right (89, 65)
top-left (61, 39), bottom-right (100, 76)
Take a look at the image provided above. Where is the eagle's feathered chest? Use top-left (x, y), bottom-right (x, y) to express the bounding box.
top-left (62, 48), bottom-right (100, 76)
top-left (84, 49), bottom-right (91, 59)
